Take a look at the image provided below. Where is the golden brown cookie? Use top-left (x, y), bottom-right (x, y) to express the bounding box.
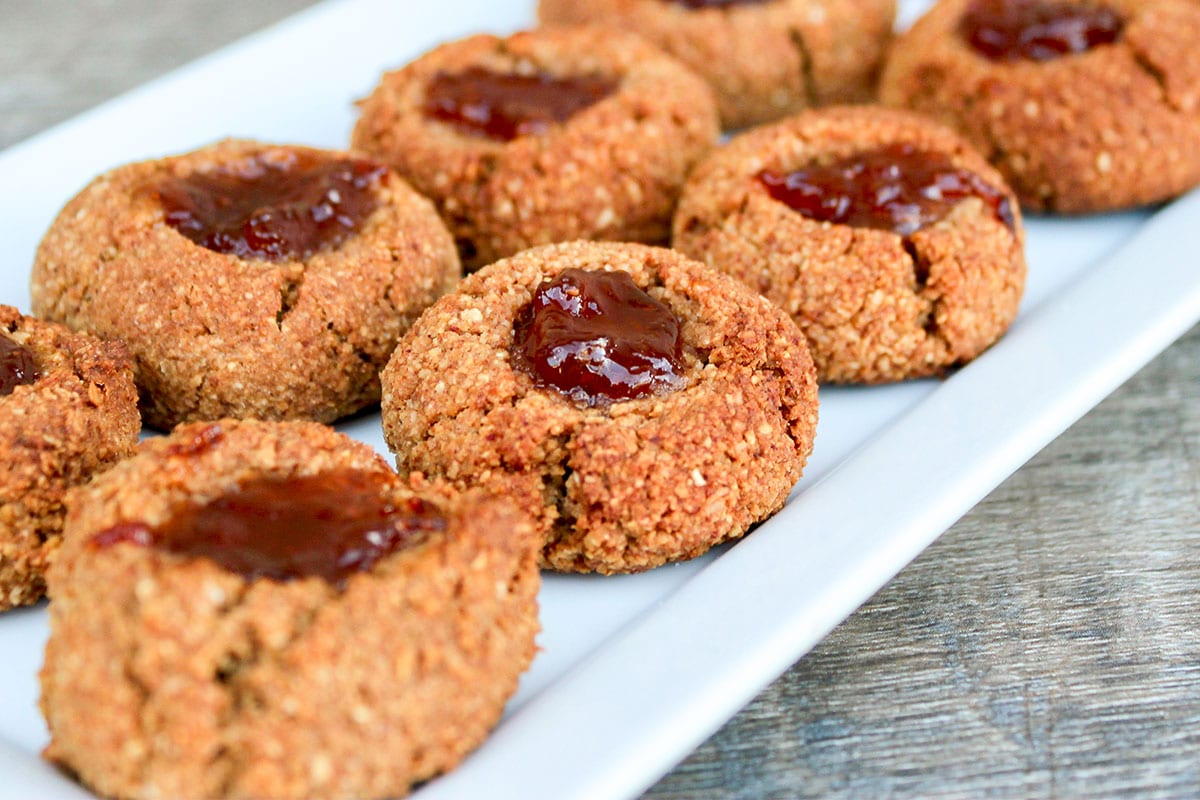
top-left (538, 0), bottom-right (896, 130)
top-left (351, 26), bottom-right (719, 270)
top-left (40, 418), bottom-right (540, 800)
top-left (0, 305), bottom-right (138, 611)
top-left (879, 0), bottom-right (1200, 212)
top-left (31, 139), bottom-right (460, 429)
top-left (380, 241), bottom-right (819, 574)
top-left (673, 106), bottom-right (1026, 383)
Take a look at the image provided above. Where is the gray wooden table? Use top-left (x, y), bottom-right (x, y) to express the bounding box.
top-left (3, 1), bottom-right (1197, 797)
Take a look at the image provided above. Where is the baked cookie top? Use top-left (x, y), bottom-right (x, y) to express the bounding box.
top-left (43, 418), bottom-right (540, 799)
top-left (381, 241), bottom-right (819, 573)
top-left (0, 304), bottom-right (139, 610)
top-left (673, 106), bottom-right (1026, 383)
top-left (538, 0), bottom-right (896, 129)
top-left (352, 26), bottom-right (719, 269)
top-left (879, 0), bottom-right (1200, 211)
top-left (32, 139), bottom-right (460, 429)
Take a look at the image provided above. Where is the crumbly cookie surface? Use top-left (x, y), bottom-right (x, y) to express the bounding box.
top-left (672, 106), bottom-right (1026, 383)
top-left (40, 418), bottom-right (540, 800)
top-left (879, 0), bottom-right (1200, 212)
top-left (351, 27), bottom-right (719, 270)
top-left (31, 139), bottom-right (460, 429)
top-left (380, 241), bottom-right (819, 574)
top-left (0, 305), bottom-right (139, 611)
top-left (538, 0), bottom-right (896, 130)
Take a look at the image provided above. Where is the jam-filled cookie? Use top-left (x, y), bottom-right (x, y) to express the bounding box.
top-left (40, 419), bottom-right (540, 800)
top-left (380, 241), bottom-right (819, 574)
top-left (0, 305), bottom-right (138, 611)
top-left (879, 0), bottom-right (1200, 212)
top-left (31, 139), bottom-right (460, 429)
top-left (351, 26), bottom-right (719, 270)
top-left (538, 0), bottom-right (896, 130)
top-left (673, 106), bottom-right (1026, 383)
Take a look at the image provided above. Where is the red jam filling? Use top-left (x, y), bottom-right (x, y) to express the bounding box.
top-left (157, 152), bottom-right (387, 261)
top-left (757, 144), bottom-right (1014, 236)
top-left (665, 0), bottom-right (776, 8)
top-left (960, 0), bottom-right (1124, 61)
top-left (0, 335), bottom-right (38, 397)
top-left (424, 67), bottom-right (618, 141)
top-left (512, 268), bottom-right (686, 407)
top-left (90, 470), bottom-right (444, 587)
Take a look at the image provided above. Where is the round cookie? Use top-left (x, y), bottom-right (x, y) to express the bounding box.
top-left (351, 26), bottom-right (719, 270)
top-left (31, 139), bottom-right (460, 429)
top-left (672, 106), bottom-right (1026, 383)
top-left (40, 418), bottom-right (540, 800)
top-left (0, 305), bottom-right (138, 611)
top-left (538, 0), bottom-right (896, 130)
top-left (380, 241), bottom-right (819, 574)
top-left (879, 0), bottom-right (1200, 212)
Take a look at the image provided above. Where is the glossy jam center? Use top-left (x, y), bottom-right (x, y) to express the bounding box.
top-left (90, 470), bottom-right (444, 587)
top-left (0, 335), bottom-right (38, 397)
top-left (758, 144), bottom-right (1014, 236)
top-left (157, 152), bottom-right (387, 261)
top-left (960, 0), bottom-right (1124, 61)
top-left (424, 67), bottom-right (618, 141)
top-left (665, 0), bottom-right (776, 8)
top-left (512, 268), bottom-right (686, 407)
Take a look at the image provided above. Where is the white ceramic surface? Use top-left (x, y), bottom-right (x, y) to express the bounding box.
top-left (2, 1), bottom-right (1199, 798)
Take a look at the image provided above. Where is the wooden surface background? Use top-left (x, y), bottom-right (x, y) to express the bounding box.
top-left (3, 1), bottom-right (1197, 797)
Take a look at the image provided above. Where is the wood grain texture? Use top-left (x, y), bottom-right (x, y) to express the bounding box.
top-left (647, 324), bottom-right (1200, 799)
top-left (2, 2), bottom-right (1197, 798)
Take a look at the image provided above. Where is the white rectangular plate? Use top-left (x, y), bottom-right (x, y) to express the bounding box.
top-left (2, 1), bottom-right (1200, 798)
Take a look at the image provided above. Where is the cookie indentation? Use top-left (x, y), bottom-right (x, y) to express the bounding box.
top-left (960, 0), bottom-right (1124, 62)
top-left (511, 268), bottom-right (686, 407)
top-left (424, 67), bottom-right (618, 141)
top-left (756, 144), bottom-right (1014, 235)
top-left (90, 471), bottom-right (443, 588)
top-left (157, 152), bottom-right (387, 261)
